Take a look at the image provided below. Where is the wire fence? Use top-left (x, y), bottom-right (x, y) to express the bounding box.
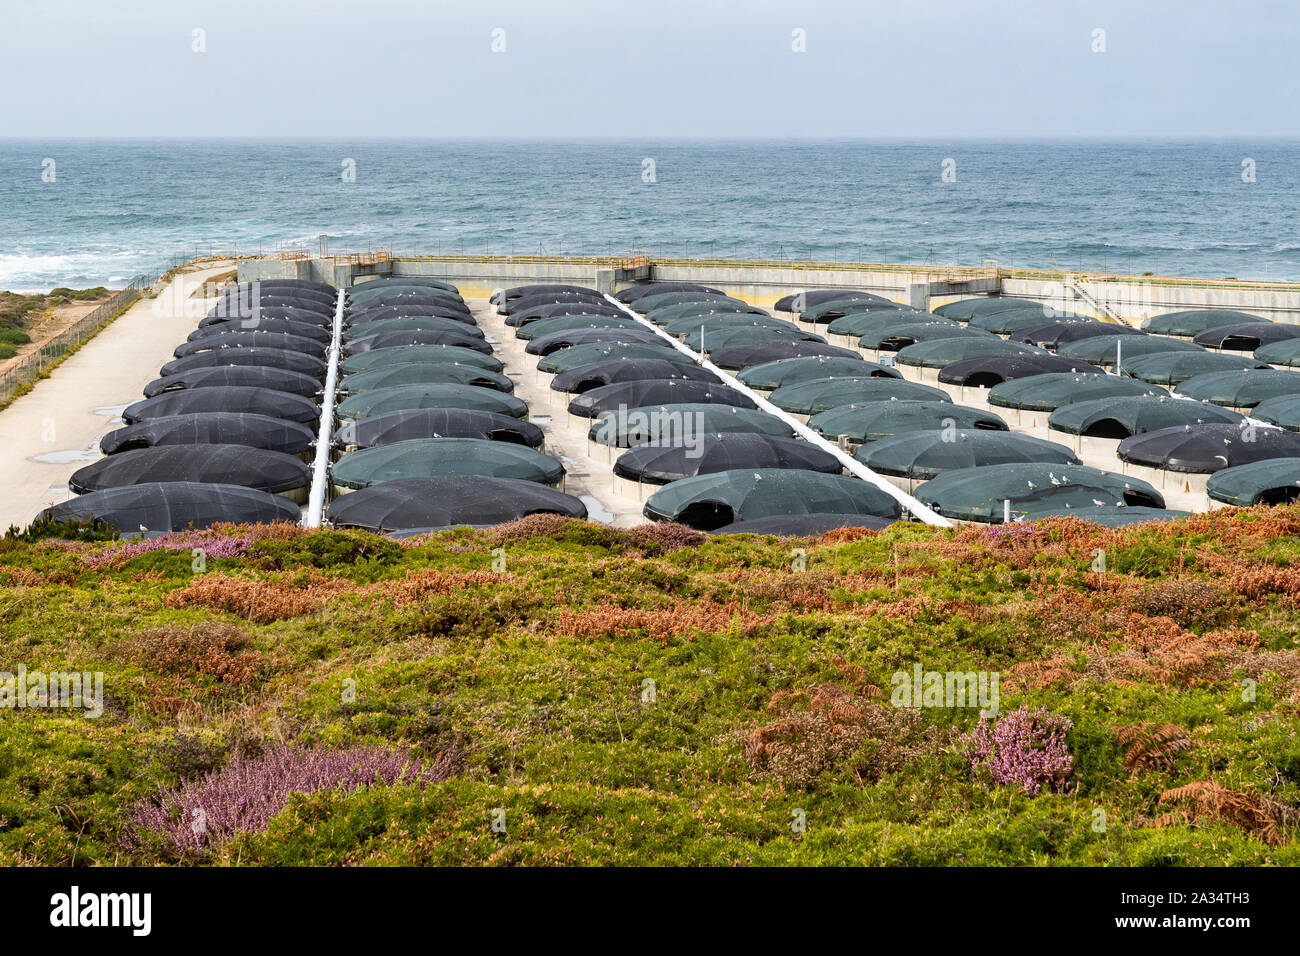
top-left (0, 248), bottom-right (221, 407)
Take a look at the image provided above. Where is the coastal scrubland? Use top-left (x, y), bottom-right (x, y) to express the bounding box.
top-left (0, 287), bottom-right (110, 359)
top-left (1, 508), bottom-right (1298, 865)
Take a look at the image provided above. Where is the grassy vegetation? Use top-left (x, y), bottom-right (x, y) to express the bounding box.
top-left (1, 507), bottom-right (1298, 866)
top-left (0, 287), bottom-right (112, 361)
top-left (0, 287), bottom-right (110, 333)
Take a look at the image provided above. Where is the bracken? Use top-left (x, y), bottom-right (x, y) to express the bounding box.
top-left (164, 572), bottom-right (353, 623)
top-left (554, 599), bottom-right (770, 644)
top-left (1154, 781), bottom-right (1298, 847)
top-left (129, 622), bottom-right (264, 686)
top-left (1116, 722), bottom-right (1193, 776)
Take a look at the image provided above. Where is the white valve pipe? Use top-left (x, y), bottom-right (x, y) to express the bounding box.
top-left (303, 288), bottom-right (345, 527)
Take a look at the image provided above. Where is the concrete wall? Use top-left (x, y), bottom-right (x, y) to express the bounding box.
top-left (238, 255), bottom-right (1300, 319)
top-left (239, 257), bottom-right (632, 300)
top-left (998, 275), bottom-right (1300, 323)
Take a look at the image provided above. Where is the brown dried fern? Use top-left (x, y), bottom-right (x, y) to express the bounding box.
top-left (1156, 781), bottom-right (1296, 847)
top-left (1116, 722), bottom-right (1192, 776)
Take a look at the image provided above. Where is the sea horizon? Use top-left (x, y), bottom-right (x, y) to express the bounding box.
top-left (3, 137), bottom-right (1298, 291)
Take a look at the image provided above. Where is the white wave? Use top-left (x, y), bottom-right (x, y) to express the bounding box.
top-left (0, 250), bottom-right (152, 292)
top-left (279, 225), bottom-right (381, 247)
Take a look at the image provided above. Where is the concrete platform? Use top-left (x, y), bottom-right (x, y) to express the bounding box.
top-left (470, 298), bottom-right (647, 528)
top-left (1045, 430), bottom-right (1124, 462)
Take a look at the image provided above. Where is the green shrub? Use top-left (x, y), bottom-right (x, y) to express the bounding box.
top-left (4, 515), bottom-right (119, 542)
top-left (49, 286), bottom-right (109, 301)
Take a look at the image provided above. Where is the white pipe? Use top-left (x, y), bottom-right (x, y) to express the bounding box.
top-left (304, 288), bottom-right (345, 527)
top-left (603, 294), bottom-right (954, 527)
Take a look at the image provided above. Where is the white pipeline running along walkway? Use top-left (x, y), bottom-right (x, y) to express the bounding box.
top-left (603, 294), bottom-right (954, 527)
top-left (303, 290), bottom-right (345, 527)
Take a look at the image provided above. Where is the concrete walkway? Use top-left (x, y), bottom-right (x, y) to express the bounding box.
top-left (470, 298), bottom-right (647, 528)
top-left (0, 263), bottom-right (233, 529)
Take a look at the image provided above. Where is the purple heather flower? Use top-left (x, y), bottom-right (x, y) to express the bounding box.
top-left (85, 530), bottom-right (254, 568)
top-left (124, 744), bottom-right (456, 855)
top-left (954, 705), bottom-right (1074, 796)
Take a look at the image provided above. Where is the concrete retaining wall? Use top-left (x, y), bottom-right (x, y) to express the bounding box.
top-left (998, 275), bottom-right (1300, 323)
top-left (238, 256), bottom-right (1300, 319)
top-left (239, 258), bottom-right (641, 299)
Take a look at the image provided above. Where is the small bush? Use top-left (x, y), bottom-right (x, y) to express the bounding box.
top-left (5, 516), bottom-right (118, 542)
top-left (124, 743), bottom-right (459, 857)
top-left (489, 514), bottom-right (628, 548)
top-left (86, 529), bottom-right (255, 568)
top-left (1132, 578), bottom-right (1232, 629)
top-left (626, 522), bottom-right (705, 553)
top-left (49, 286), bottom-right (109, 301)
top-left (954, 705), bottom-right (1075, 796)
top-left (489, 513), bottom-right (578, 543)
top-left (130, 622), bottom-right (264, 685)
top-left (744, 685), bottom-right (940, 788)
top-left (150, 733), bottom-right (232, 781)
top-left (253, 529), bottom-right (402, 570)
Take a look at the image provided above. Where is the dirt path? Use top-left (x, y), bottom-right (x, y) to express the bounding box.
top-left (0, 262), bottom-right (235, 530)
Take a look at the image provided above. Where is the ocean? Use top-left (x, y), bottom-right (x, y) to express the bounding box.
top-left (1, 138), bottom-right (1298, 292)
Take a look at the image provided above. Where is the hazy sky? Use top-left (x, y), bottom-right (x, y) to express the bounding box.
top-left (3, 0), bottom-right (1298, 137)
